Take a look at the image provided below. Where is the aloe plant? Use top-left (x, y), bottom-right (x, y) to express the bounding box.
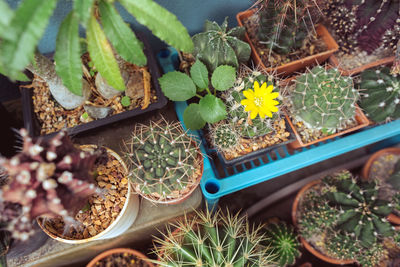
top-left (0, 0), bottom-right (193, 98)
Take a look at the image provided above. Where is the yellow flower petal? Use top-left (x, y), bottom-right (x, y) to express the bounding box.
top-left (270, 105), bottom-right (278, 112)
top-left (269, 92), bottom-right (279, 99)
top-left (266, 84), bottom-right (274, 93)
top-left (241, 99), bottom-right (250, 106)
top-left (253, 81), bottom-right (260, 93)
top-left (250, 109), bottom-right (258, 119)
top-left (265, 110), bottom-right (273, 118)
top-left (243, 89), bottom-right (254, 100)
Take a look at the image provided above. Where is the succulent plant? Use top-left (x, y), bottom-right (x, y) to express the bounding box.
top-left (124, 118), bottom-right (202, 202)
top-left (263, 222), bottom-right (301, 267)
top-left (257, 0), bottom-right (321, 55)
top-left (0, 129), bottom-right (102, 241)
top-left (291, 66), bottom-right (359, 133)
top-left (324, 229), bottom-right (359, 261)
top-left (153, 208), bottom-right (275, 266)
top-left (210, 123), bottom-right (240, 152)
top-left (358, 67), bottom-right (400, 123)
top-left (192, 17), bottom-right (251, 72)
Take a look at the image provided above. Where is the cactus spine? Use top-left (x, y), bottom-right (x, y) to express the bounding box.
top-left (291, 66), bottom-right (359, 133)
top-left (358, 67), bottom-right (400, 123)
top-left (125, 118), bottom-right (202, 203)
top-left (211, 123), bottom-right (240, 152)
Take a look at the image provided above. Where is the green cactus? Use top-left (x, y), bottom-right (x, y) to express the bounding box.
top-left (192, 17), bottom-right (251, 72)
top-left (355, 243), bottom-right (387, 267)
top-left (358, 67), bottom-right (400, 123)
top-left (325, 230), bottom-right (358, 261)
top-left (211, 123), bottom-right (239, 151)
top-left (291, 66), bottom-right (359, 133)
top-left (224, 70), bottom-right (277, 138)
top-left (263, 222), bottom-right (301, 267)
top-left (153, 208), bottom-right (275, 266)
top-left (124, 119), bottom-right (202, 202)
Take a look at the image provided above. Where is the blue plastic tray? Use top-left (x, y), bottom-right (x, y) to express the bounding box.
top-left (157, 48), bottom-right (400, 208)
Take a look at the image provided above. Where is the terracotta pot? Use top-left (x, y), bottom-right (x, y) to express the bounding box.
top-left (236, 9), bottom-right (339, 76)
top-left (362, 147), bottom-right (400, 225)
top-left (292, 180), bottom-right (356, 265)
top-left (329, 55), bottom-right (395, 76)
top-left (86, 248), bottom-right (154, 267)
top-left (37, 145), bottom-right (140, 244)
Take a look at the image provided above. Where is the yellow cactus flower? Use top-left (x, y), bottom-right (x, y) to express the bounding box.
top-left (240, 81), bottom-right (279, 119)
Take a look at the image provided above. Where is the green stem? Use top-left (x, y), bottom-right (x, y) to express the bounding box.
top-left (196, 94), bottom-right (203, 99)
top-left (205, 87), bottom-right (211, 95)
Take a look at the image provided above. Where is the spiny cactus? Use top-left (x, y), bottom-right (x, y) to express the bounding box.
top-left (263, 222), bottom-right (301, 267)
top-left (358, 67), bottom-right (400, 123)
top-left (211, 123), bottom-right (239, 151)
top-left (257, 0), bottom-right (321, 55)
top-left (323, 0), bottom-right (400, 54)
top-left (192, 17), bottom-right (251, 72)
top-left (355, 243), bottom-right (387, 267)
top-left (291, 66), bottom-right (359, 133)
top-left (325, 230), bottom-right (359, 261)
top-left (124, 119), bottom-right (202, 203)
top-left (153, 208), bottom-right (275, 266)
top-left (0, 129), bottom-right (101, 241)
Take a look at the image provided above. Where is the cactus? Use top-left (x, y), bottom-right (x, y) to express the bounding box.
top-left (325, 230), bottom-right (359, 261)
top-left (291, 66), bottom-right (359, 133)
top-left (358, 67), bottom-right (400, 123)
top-left (257, 0), bottom-right (320, 55)
top-left (192, 17), bottom-right (251, 72)
top-left (153, 208), bottom-right (275, 266)
top-left (355, 243), bottom-right (387, 267)
top-left (263, 222), bottom-right (301, 267)
top-left (124, 119), bottom-right (202, 202)
top-left (211, 123), bottom-right (239, 151)
top-left (0, 129), bottom-right (101, 241)
top-left (323, 0), bottom-right (400, 54)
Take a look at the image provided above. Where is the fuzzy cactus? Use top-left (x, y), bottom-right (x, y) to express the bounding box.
top-left (358, 67), bottom-right (400, 123)
top-left (291, 66), bottom-right (359, 133)
top-left (0, 129), bottom-right (101, 241)
top-left (153, 208), bottom-right (275, 266)
top-left (257, 0), bottom-right (320, 55)
top-left (192, 17), bottom-right (251, 72)
top-left (263, 222), bottom-right (301, 267)
top-left (211, 123), bottom-right (239, 151)
top-left (125, 119), bottom-right (202, 202)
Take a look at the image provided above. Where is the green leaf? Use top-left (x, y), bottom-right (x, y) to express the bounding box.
top-left (190, 60), bottom-right (209, 90)
top-left (199, 94), bottom-right (227, 123)
top-left (211, 65), bottom-right (236, 91)
top-left (0, 0), bottom-right (13, 34)
top-left (183, 103), bottom-right (206, 130)
top-left (99, 0), bottom-right (147, 66)
top-left (119, 0), bottom-right (193, 53)
top-left (86, 14), bottom-right (126, 91)
top-left (158, 71), bottom-right (196, 101)
top-left (121, 95), bottom-right (131, 107)
top-left (0, 0), bottom-right (57, 78)
top-left (74, 0), bottom-right (95, 28)
top-left (0, 60), bottom-right (29, 81)
top-left (55, 12), bottom-right (82, 96)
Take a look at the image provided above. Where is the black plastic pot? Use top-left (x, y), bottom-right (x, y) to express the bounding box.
top-left (21, 32), bottom-right (167, 137)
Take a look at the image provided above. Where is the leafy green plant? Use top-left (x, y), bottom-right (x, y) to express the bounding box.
top-left (0, 0), bottom-right (193, 96)
top-left (159, 59), bottom-right (236, 130)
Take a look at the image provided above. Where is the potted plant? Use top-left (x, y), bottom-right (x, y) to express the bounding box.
top-left (324, 0), bottom-right (398, 75)
top-left (283, 65), bottom-right (369, 148)
top-left (292, 170), bottom-right (398, 266)
top-left (124, 118), bottom-right (203, 204)
top-left (0, 129), bottom-right (139, 243)
top-left (0, 0), bottom-right (193, 136)
top-left (236, 0), bottom-right (339, 76)
top-left (87, 248), bottom-right (154, 267)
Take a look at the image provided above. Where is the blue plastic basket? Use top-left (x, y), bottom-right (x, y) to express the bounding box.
top-left (157, 48), bottom-right (400, 208)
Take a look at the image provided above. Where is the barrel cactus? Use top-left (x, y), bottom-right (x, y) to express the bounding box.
top-left (291, 66), bottom-right (359, 133)
top-left (153, 208), bottom-right (275, 266)
top-left (192, 17), bottom-right (251, 72)
top-left (211, 123), bottom-right (240, 152)
top-left (358, 67), bottom-right (400, 123)
top-left (263, 222), bottom-right (301, 267)
top-left (124, 119), bottom-right (202, 203)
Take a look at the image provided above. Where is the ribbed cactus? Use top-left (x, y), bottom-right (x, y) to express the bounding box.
top-left (358, 67), bottom-right (400, 123)
top-left (257, 0), bottom-right (319, 55)
top-left (291, 66), bottom-right (359, 132)
top-left (211, 123), bottom-right (239, 151)
top-left (192, 17), bottom-right (251, 72)
top-left (263, 222), bottom-right (301, 267)
top-left (0, 129), bottom-right (101, 241)
top-left (325, 230), bottom-right (358, 261)
top-left (153, 208), bottom-right (275, 266)
top-left (125, 119), bottom-right (202, 202)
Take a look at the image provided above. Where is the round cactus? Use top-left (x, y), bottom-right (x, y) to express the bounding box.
top-left (291, 66), bottom-right (359, 132)
top-left (358, 67), bottom-right (400, 123)
top-left (153, 208), bottom-right (275, 266)
top-left (264, 222), bottom-right (301, 267)
top-left (125, 118), bottom-right (202, 203)
top-left (211, 123), bottom-right (239, 151)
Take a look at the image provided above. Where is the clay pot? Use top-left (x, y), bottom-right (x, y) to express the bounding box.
top-left (362, 147), bottom-right (400, 225)
top-left (329, 55), bottom-right (395, 76)
top-left (236, 9), bottom-right (339, 76)
top-left (86, 248), bottom-right (154, 267)
top-left (292, 180), bottom-right (356, 265)
top-left (38, 145), bottom-right (140, 244)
